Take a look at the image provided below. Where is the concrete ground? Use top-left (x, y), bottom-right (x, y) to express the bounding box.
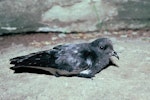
top-left (0, 31), bottom-right (150, 100)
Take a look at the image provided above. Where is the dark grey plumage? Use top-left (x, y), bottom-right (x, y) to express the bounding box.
top-left (10, 38), bottom-right (119, 78)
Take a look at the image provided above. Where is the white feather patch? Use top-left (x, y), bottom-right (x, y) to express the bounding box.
top-left (80, 69), bottom-right (92, 75)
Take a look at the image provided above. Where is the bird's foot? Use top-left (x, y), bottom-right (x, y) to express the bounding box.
top-left (78, 73), bottom-right (94, 78)
top-left (54, 72), bottom-right (60, 77)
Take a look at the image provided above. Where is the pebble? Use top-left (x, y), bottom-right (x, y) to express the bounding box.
top-left (51, 37), bottom-right (58, 40)
top-left (120, 34), bottom-right (127, 38)
top-left (103, 31), bottom-right (111, 35)
top-left (58, 33), bottom-right (66, 38)
top-left (132, 32), bottom-right (137, 35)
top-left (42, 41), bottom-right (50, 45)
top-left (113, 32), bottom-right (118, 35)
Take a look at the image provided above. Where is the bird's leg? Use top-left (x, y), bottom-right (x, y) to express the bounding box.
top-left (54, 72), bottom-right (60, 77)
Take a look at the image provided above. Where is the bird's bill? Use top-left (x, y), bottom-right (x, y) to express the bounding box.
top-left (111, 51), bottom-right (119, 60)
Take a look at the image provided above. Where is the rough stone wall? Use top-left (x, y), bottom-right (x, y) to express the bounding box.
top-left (0, 0), bottom-right (149, 35)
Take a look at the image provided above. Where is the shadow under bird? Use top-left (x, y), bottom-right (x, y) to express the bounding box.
top-left (10, 38), bottom-right (119, 78)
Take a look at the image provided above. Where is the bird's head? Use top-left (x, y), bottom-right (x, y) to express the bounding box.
top-left (90, 38), bottom-right (119, 59)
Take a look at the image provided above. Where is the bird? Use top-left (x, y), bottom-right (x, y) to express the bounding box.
top-left (10, 38), bottom-right (119, 78)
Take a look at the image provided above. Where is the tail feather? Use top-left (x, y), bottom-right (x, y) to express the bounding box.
top-left (10, 50), bottom-right (56, 67)
top-left (10, 56), bottom-right (26, 64)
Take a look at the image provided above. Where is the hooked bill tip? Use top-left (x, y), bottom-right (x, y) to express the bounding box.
top-left (112, 51), bottom-right (119, 60)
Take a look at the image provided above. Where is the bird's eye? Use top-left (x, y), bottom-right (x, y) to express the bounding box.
top-left (100, 46), bottom-right (104, 49)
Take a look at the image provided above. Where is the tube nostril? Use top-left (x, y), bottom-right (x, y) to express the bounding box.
top-left (112, 51), bottom-right (119, 60)
top-left (114, 51), bottom-right (117, 55)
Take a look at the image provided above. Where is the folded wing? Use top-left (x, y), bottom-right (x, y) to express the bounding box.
top-left (10, 43), bottom-right (92, 76)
